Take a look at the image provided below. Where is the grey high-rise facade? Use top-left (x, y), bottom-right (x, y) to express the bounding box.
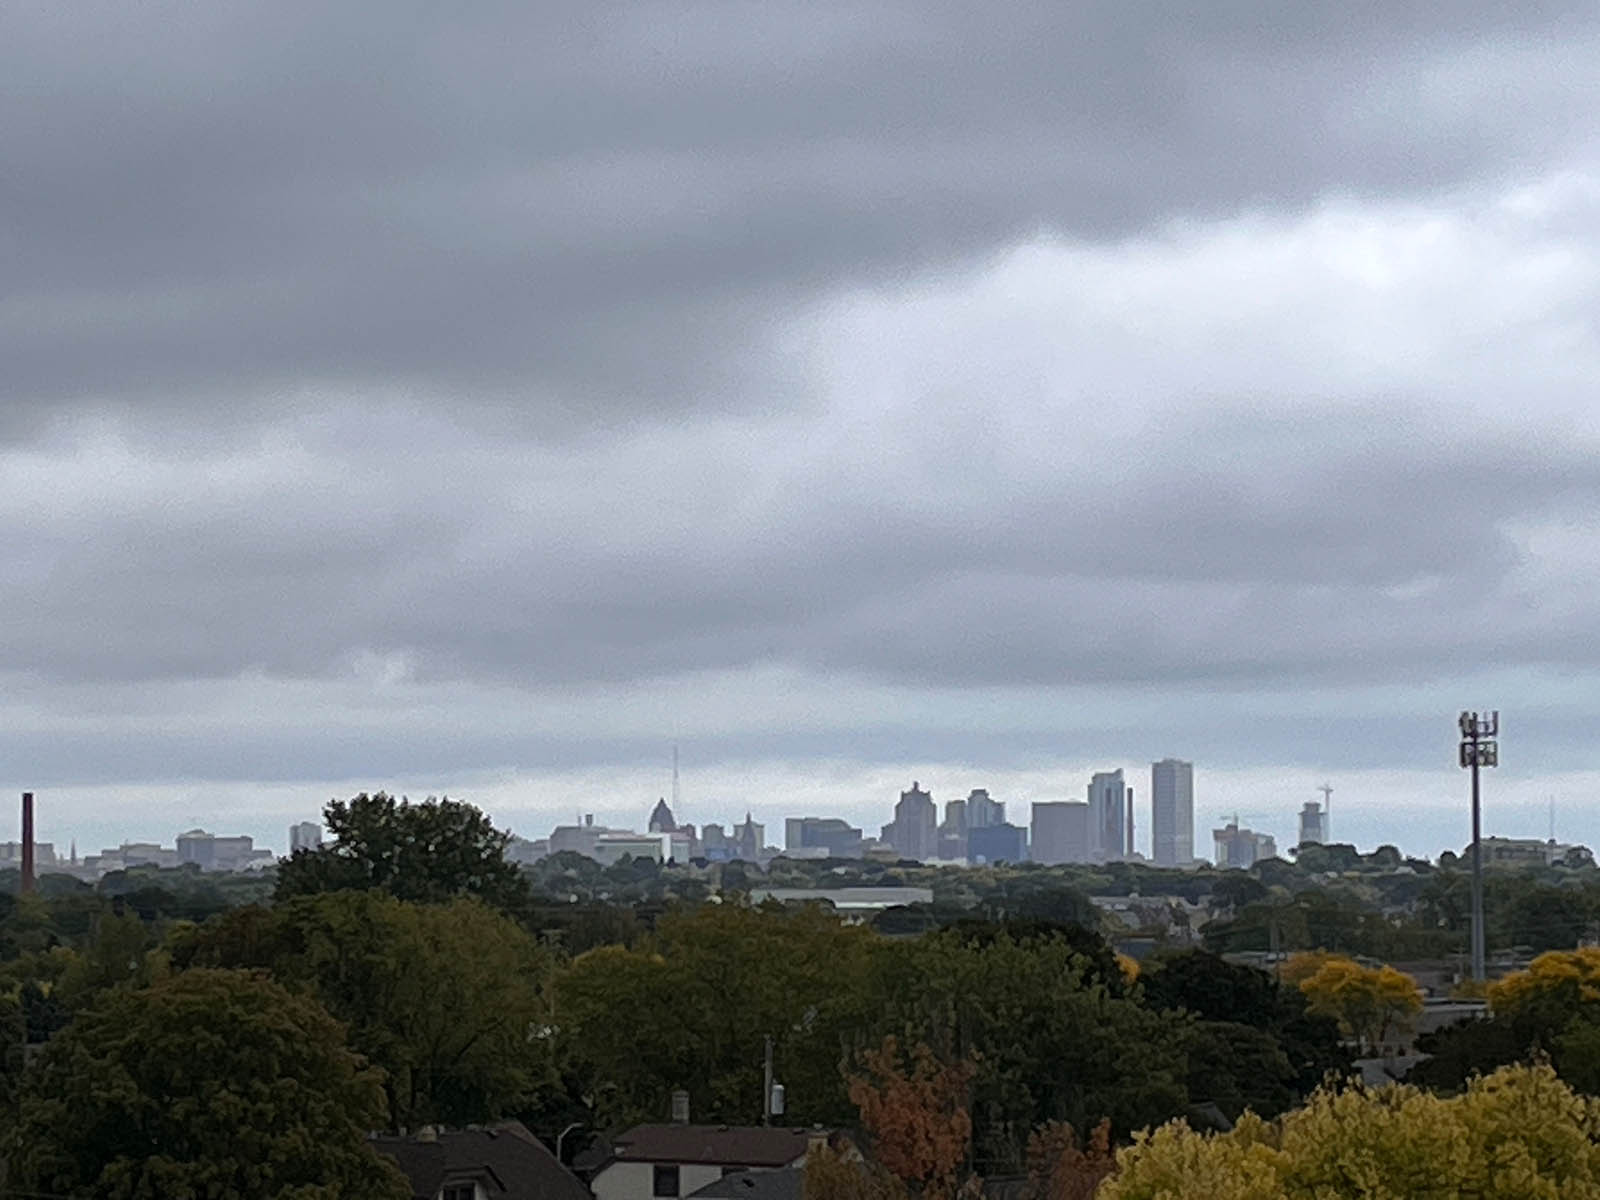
top-left (1031, 801), bottom-right (1090, 865)
top-left (1087, 770), bottom-right (1127, 863)
top-left (881, 782), bottom-right (937, 861)
top-left (1150, 758), bottom-right (1194, 867)
top-left (965, 788), bottom-right (1004, 829)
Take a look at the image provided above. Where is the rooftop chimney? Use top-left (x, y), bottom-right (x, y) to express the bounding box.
top-left (670, 1089), bottom-right (690, 1124)
top-left (21, 792), bottom-right (35, 895)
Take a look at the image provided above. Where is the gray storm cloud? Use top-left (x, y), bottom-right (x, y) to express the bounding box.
top-left (3, 1), bottom-right (1598, 415)
top-left (2, 1), bottom-right (1598, 817)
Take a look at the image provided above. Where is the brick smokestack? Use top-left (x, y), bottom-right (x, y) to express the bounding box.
top-left (20, 792), bottom-right (35, 895)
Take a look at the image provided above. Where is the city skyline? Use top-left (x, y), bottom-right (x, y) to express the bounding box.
top-left (10, 750), bottom-right (1589, 866)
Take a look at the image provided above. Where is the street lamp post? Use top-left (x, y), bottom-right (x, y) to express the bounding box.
top-left (1458, 710), bottom-right (1499, 983)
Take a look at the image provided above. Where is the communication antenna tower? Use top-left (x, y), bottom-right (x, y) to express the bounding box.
top-left (672, 744), bottom-right (680, 817)
top-left (1318, 782), bottom-right (1333, 842)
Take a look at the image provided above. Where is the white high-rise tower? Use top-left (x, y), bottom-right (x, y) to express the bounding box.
top-left (1150, 759), bottom-right (1194, 867)
top-left (1087, 770), bottom-right (1127, 863)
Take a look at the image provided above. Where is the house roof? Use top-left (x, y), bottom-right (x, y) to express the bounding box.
top-left (688, 1167), bottom-right (804, 1200)
top-left (608, 1125), bottom-right (816, 1168)
top-left (372, 1121), bottom-right (591, 1200)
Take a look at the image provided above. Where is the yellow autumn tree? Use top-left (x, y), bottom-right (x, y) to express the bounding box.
top-left (1489, 946), bottom-right (1600, 1030)
top-left (1287, 953), bottom-right (1422, 1051)
top-left (1277, 950), bottom-right (1337, 989)
top-left (1101, 1063), bottom-right (1600, 1199)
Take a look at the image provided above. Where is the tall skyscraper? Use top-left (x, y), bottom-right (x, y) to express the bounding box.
top-left (1150, 759), bottom-right (1194, 867)
top-left (1087, 770), bottom-right (1127, 863)
top-left (881, 782), bottom-right (937, 861)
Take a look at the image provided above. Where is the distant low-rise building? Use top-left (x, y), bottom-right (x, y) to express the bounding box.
top-left (968, 822), bottom-right (1027, 864)
top-left (0, 841), bottom-right (57, 870)
top-left (592, 834), bottom-right (665, 867)
top-left (288, 821), bottom-right (322, 855)
top-left (749, 887), bottom-right (934, 921)
top-left (1213, 820), bottom-right (1277, 869)
top-left (176, 829), bottom-right (273, 872)
top-left (783, 817), bottom-right (863, 860)
top-left (505, 834), bottom-right (547, 866)
top-left (699, 823), bottom-right (730, 860)
top-left (1470, 836), bottom-right (1595, 868)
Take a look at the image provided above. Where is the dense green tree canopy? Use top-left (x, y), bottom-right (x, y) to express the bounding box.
top-left (5, 968), bottom-right (410, 1200)
top-left (172, 891), bottom-right (556, 1130)
top-left (1138, 950), bottom-right (1347, 1101)
top-left (276, 792), bottom-right (529, 911)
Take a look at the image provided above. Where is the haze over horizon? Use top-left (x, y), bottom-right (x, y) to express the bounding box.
top-left (5, 3), bottom-right (1600, 859)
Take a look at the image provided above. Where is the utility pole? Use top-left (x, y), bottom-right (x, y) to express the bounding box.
top-left (1458, 711), bottom-right (1499, 983)
top-left (762, 1034), bottom-right (773, 1125)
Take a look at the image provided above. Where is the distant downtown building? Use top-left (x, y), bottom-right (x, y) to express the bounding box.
top-left (1087, 770), bottom-right (1129, 863)
top-left (965, 788), bottom-right (1005, 830)
top-left (1298, 801), bottom-right (1327, 848)
top-left (784, 816), bottom-right (864, 859)
top-left (289, 821), bottom-right (322, 855)
top-left (1030, 801), bottom-right (1090, 865)
top-left (968, 821), bottom-right (1027, 864)
top-left (1150, 759), bottom-right (1194, 867)
top-left (881, 783), bottom-right (937, 861)
top-left (1213, 820), bottom-right (1276, 869)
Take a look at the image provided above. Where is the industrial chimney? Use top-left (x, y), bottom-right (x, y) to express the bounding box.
top-left (21, 792), bottom-right (35, 895)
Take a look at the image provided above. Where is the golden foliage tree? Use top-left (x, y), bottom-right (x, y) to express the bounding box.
top-left (1489, 946), bottom-right (1600, 1030)
top-left (1286, 953), bottom-right (1422, 1051)
top-left (846, 1036), bottom-right (976, 1198)
top-left (1101, 1063), bottom-right (1600, 1200)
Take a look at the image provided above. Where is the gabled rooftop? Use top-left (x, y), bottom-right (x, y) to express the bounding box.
top-left (608, 1124), bottom-right (816, 1168)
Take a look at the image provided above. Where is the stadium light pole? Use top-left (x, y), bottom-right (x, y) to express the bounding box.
top-left (1459, 710), bottom-right (1499, 983)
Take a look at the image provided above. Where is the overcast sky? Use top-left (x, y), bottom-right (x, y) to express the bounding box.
top-left (5, 2), bottom-right (1600, 858)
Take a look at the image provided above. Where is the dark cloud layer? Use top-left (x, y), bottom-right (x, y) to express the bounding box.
top-left (4, 1), bottom-right (1597, 416)
top-left (3, 2), bottom-right (1599, 816)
